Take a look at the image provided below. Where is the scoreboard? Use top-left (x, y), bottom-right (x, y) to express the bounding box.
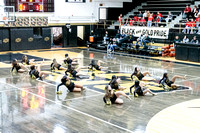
top-left (18, 0), bottom-right (43, 12)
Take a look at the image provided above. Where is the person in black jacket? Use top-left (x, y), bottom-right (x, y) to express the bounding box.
top-left (130, 80), bottom-right (156, 96)
top-left (159, 73), bottom-right (186, 89)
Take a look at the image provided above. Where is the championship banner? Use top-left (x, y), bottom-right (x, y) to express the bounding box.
top-left (121, 26), bottom-right (169, 39)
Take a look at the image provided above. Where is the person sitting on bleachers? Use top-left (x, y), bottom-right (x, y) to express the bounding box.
top-left (190, 18), bottom-right (196, 34)
top-left (194, 10), bottom-right (199, 18)
top-left (156, 16), bottom-right (161, 27)
top-left (165, 12), bottom-right (173, 26)
top-left (192, 5), bottom-right (198, 19)
top-left (120, 31), bottom-right (126, 39)
top-left (143, 34), bottom-right (151, 47)
top-left (139, 17), bottom-right (146, 26)
top-left (138, 11), bottom-right (143, 19)
top-left (184, 5), bottom-right (192, 19)
top-left (107, 38), bottom-right (114, 52)
top-left (191, 36), bottom-right (199, 44)
top-left (182, 35), bottom-right (189, 43)
top-left (129, 18), bottom-right (133, 26)
top-left (182, 19), bottom-right (191, 34)
top-left (134, 15), bottom-right (139, 25)
top-left (157, 12), bottom-right (163, 22)
top-left (196, 14), bottom-right (200, 34)
top-left (125, 17), bottom-right (129, 26)
top-left (173, 36), bottom-right (181, 46)
top-left (148, 14), bottom-right (154, 27)
top-left (136, 33), bottom-right (144, 46)
top-left (104, 31), bottom-right (109, 44)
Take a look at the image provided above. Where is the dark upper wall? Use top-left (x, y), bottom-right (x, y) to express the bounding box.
top-left (107, 0), bottom-right (147, 20)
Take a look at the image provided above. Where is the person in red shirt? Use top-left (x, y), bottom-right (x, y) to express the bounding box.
top-left (156, 16), bottom-right (161, 27)
top-left (139, 17), bottom-right (146, 26)
top-left (196, 14), bottom-right (200, 34)
top-left (118, 14), bottom-right (123, 26)
top-left (157, 12), bottom-right (163, 22)
top-left (134, 15), bottom-right (139, 25)
top-left (184, 5), bottom-right (192, 19)
top-left (129, 18), bottom-right (133, 26)
top-left (182, 19), bottom-right (191, 34)
top-left (148, 14), bottom-right (154, 27)
top-left (190, 18), bottom-right (196, 34)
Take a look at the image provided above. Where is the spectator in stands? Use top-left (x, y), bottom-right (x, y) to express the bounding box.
top-left (173, 36), bottom-right (181, 45)
top-left (139, 17), bottom-right (146, 26)
top-left (125, 17), bottom-right (129, 26)
top-left (184, 5), bottom-right (192, 19)
top-left (138, 11), bottom-right (143, 19)
top-left (165, 12), bottom-right (173, 27)
top-left (198, 4), bottom-right (200, 12)
top-left (147, 11), bottom-right (151, 19)
top-left (194, 10), bottom-right (199, 18)
top-left (182, 19), bottom-right (191, 34)
top-left (127, 32), bottom-right (134, 42)
top-left (120, 31), bottom-right (126, 39)
top-left (182, 35), bottom-right (189, 43)
top-left (136, 33), bottom-right (144, 46)
top-left (115, 30), bottom-right (121, 42)
top-left (156, 16), bottom-right (161, 27)
top-left (196, 14), bottom-right (200, 34)
top-left (143, 10), bottom-right (147, 21)
top-left (134, 15), bottom-right (139, 25)
top-left (148, 14), bottom-right (154, 27)
top-left (191, 36), bottom-right (199, 44)
top-left (129, 18), bottom-right (133, 26)
top-left (107, 38), bottom-right (114, 52)
top-left (190, 18), bottom-right (196, 34)
top-left (118, 14), bottom-right (123, 26)
top-left (192, 5), bottom-right (198, 19)
top-left (157, 12), bottom-right (163, 22)
top-left (143, 34), bottom-right (151, 47)
top-left (104, 31), bottom-right (109, 44)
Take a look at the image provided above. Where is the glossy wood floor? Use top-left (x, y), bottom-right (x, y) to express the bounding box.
top-left (0, 48), bottom-right (200, 133)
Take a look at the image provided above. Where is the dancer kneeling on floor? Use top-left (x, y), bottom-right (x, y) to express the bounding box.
top-left (29, 65), bottom-right (51, 80)
top-left (103, 85), bottom-right (131, 104)
top-left (109, 75), bottom-right (126, 91)
top-left (63, 54), bottom-right (80, 65)
top-left (159, 73), bottom-right (186, 89)
top-left (130, 80), bottom-right (156, 96)
top-left (89, 59), bottom-right (107, 71)
top-left (11, 59), bottom-right (29, 73)
top-left (57, 75), bottom-right (85, 94)
top-left (51, 59), bottom-right (67, 71)
top-left (65, 64), bottom-right (88, 77)
top-left (131, 67), bottom-right (154, 81)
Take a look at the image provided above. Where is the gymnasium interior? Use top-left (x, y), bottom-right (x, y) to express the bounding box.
top-left (0, 0), bottom-right (200, 133)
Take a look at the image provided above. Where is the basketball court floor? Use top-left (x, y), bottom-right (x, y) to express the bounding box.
top-left (0, 48), bottom-right (200, 133)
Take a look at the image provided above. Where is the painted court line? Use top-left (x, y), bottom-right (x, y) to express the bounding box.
top-left (62, 93), bottom-right (103, 102)
top-left (6, 83), bottom-right (133, 133)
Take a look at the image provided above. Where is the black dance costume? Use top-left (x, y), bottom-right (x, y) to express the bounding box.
top-left (51, 63), bottom-right (61, 70)
top-left (57, 80), bottom-right (75, 92)
top-left (103, 93), bottom-right (117, 104)
top-left (159, 77), bottom-right (174, 87)
top-left (131, 71), bottom-right (144, 80)
top-left (29, 69), bottom-right (40, 79)
top-left (11, 65), bottom-right (21, 72)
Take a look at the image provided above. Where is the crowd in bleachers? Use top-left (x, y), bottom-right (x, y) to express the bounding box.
top-left (118, 11), bottom-right (172, 27)
top-left (118, 4), bottom-right (200, 34)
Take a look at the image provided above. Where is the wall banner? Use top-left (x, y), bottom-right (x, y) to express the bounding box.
top-left (121, 26), bottom-right (169, 39)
